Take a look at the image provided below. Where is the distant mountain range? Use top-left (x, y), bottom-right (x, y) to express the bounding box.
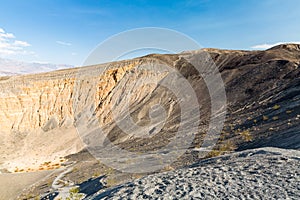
top-left (0, 57), bottom-right (73, 76)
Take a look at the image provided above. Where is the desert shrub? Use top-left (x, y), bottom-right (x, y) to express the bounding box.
top-left (93, 171), bottom-right (101, 177)
top-left (24, 193), bottom-right (36, 199)
top-left (162, 165), bottom-right (174, 172)
top-left (69, 187), bottom-right (80, 194)
top-left (219, 141), bottom-right (236, 152)
top-left (273, 104), bottom-right (281, 110)
top-left (43, 161), bottom-right (51, 165)
top-left (207, 141), bottom-right (236, 158)
top-left (263, 115), bottom-right (269, 121)
top-left (272, 116), bottom-right (279, 120)
top-left (207, 150), bottom-right (222, 157)
top-left (66, 187), bottom-right (84, 200)
top-left (240, 130), bottom-right (252, 142)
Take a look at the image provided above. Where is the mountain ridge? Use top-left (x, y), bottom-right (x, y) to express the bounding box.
top-left (0, 43), bottom-right (299, 199)
top-left (0, 57), bottom-right (73, 77)
top-left (2, 43), bottom-right (299, 79)
top-left (0, 43), bottom-right (299, 171)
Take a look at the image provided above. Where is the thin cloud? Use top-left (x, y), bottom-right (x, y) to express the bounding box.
top-left (14, 40), bottom-right (31, 47)
top-left (251, 42), bottom-right (300, 49)
top-left (0, 28), bottom-right (32, 55)
top-left (56, 40), bottom-right (72, 46)
top-left (0, 28), bottom-right (15, 41)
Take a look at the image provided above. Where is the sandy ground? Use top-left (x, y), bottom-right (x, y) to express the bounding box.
top-left (0, 127), bottom-right (84, 173)
top-left (88, 147), bottom-right (300, 199)
top-left (0, 170), bottom-right (53, 200)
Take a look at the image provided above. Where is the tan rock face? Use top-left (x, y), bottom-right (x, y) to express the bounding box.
top-left (0, 78), bottom-right (73, 133)
top-left (0, 61), bottom-right (143, 171)
top-left (0, 44), bottom-right (300, 172)
top-left (0, 62), bottom-right (139, 134)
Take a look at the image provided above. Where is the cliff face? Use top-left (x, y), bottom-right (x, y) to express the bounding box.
top-left (0, 44), bottom-right (299, 172)
top-left (0, 62), bottom-right (138, 134)
top-left (0, 78), bottom-right (73, 133)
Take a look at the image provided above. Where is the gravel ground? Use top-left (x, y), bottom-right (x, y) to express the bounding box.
top-left (90, 147), bottom-right (300, 199)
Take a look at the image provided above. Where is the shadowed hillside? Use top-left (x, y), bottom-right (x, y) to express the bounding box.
top-left (0, 44), bottom-right (299, 199)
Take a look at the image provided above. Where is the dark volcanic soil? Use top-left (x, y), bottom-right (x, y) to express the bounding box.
top-left (8, 44), bottom-right (300, 199)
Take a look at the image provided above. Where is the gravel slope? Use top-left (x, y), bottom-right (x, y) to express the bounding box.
top-left (90, 147), bottom-right (300, 199)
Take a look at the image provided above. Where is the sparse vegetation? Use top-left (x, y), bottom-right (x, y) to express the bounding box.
top-left (219, 141), bottom-right (236, 152)
top-left (240, 130), bottom-right (253, 142)
top-left (273, 104), bottom-right (281, 110)
top-left (272, 116), bottom-right (279, 120)
top-left (263, 115), bottom-right (269, 121)
top-left (72, 167), bottom-right (78, 172)
top-left (43, 161), bottom-right (51, 165)
top-left (24, 193), bottom-right (36, 199)
top-left (162, 165), bottom-right (175, 171)
top-left (207, 141), bottom-right (237, 158)
top-left (207, 149), bottom-right (222, 157)
top-left (93, 171), bottom-right (101, 177)
top-left (105, 177), bottom-right (119, 187)
top-left (3, 37), bottom-right (300, 200)
top-left (66, 187), bottom-right (84, 200)
top-left (69, 187), bottom-right (80, 194)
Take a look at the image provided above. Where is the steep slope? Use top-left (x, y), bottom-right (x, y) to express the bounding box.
top-left (0, 44), bottom-right (299, 174)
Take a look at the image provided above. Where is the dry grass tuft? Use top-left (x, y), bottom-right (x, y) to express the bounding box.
top-left (239, 130), bottom-right (253, 142)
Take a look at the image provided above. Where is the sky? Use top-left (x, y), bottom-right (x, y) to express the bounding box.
top-left (0, 0), bottom-right (300, 66)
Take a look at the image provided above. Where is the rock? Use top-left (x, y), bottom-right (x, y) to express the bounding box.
top-left (0, 44), bottom-right (299, 172)
top-left (92, 147), bottom-right (300, 199)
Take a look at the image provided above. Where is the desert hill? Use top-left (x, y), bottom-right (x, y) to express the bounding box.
top-left (0, 44), bottom-right (299, 199)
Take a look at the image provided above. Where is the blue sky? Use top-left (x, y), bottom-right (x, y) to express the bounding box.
top-left (0, 0), bottom-right (300, 66)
